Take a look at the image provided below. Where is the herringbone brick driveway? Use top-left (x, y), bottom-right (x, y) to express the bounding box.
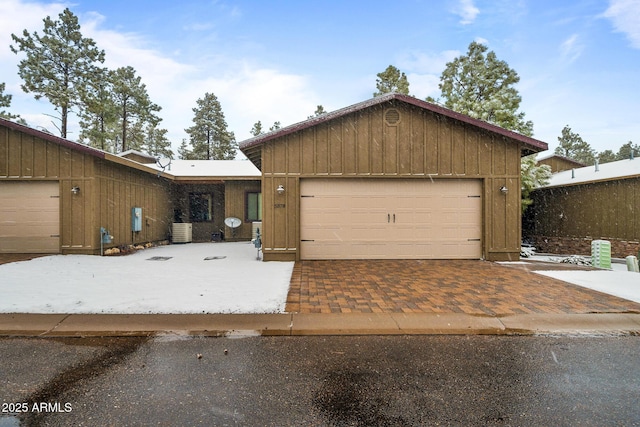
top-left (286, 260), bottom-right (640, 315)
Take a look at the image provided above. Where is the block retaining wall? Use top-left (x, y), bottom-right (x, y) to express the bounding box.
top-left (531, 236), bottom-right (640, 259)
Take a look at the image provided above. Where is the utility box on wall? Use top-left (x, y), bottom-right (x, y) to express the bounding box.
top-left (131, 207), bottom-right (142, 232)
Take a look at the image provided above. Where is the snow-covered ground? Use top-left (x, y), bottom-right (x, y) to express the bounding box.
top-left (1, 244), bottom-right (639, 314)
top-left (529, 255), bottom-right (640, 304)
top-left (0, 242), bottom-right (294, 314)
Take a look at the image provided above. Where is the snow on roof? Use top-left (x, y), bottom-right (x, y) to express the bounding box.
top-left (543, 157), bottom-right (640, 188)
top-left (150, 159), bottom-right (261, 178)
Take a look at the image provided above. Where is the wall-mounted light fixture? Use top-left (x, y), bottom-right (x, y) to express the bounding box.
top-left (499, 186), bottom-right (508, 195)
top-left (276, 184), bottom-right (285, 195)
top-left (71, 186), bottom-right (80, 195)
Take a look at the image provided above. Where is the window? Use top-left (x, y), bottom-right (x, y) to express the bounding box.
top-left (189, 193), bottom-right (213, 222)
top-left (246, 192), bottom-right (262, 221)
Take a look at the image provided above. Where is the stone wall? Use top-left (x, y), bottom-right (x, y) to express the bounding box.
top-left (531, 235), bottom-right (640, 259)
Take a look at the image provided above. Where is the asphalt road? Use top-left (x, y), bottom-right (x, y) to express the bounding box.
top-left (1, 335), bottom-right (639, 426)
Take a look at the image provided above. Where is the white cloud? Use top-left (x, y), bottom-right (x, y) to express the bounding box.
top-left (603, 0), bottom-right (640, 48)
top-left (398, 50), bottom-right (460, 75)
top-left (0, 0), bottom-right (67, 60)
top-left (559, 33), bottom-right (584, 63)
top-left (452, 0), bottom-right (480, 25)
top-left (0, 0), bottom-right (320, 152)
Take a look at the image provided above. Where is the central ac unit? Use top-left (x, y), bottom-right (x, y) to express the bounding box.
top-left (172, 223), bottom-right (192, 243)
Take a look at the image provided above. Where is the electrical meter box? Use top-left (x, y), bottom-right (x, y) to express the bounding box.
top-left (131, 207), bottom-right (142, 232)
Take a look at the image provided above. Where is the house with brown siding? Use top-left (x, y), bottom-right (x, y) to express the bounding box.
top-left (525, 157), bottom-right (640, 258)
top-left (240, 93), bottom-right (547, 262)
top-left (0, 118), bottom-right (260, 254)
top-left (536, 153), bottom-right (586, 173)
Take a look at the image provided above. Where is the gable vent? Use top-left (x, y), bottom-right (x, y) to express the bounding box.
top-left (384, 108), bottom-right (401, 125)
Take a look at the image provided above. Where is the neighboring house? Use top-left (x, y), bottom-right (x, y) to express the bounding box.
top-left (525, 156), bottom-right (640, 257)
top-left (0, 118), bottom-right (260, 254)
top-left (240, 93), bottom-right (547, 261)
top-left (536, 153), bottom-right (586, 173)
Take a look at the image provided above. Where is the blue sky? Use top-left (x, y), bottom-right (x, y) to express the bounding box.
top-left (1, 0), bottom-right (638, 156)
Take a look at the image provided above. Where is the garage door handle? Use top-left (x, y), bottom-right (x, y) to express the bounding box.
top-left (388, 214), bottom-right (390, 223)
top-left (393, 214), bottom-right (396, 223)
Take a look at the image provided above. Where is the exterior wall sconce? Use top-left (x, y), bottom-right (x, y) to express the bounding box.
top-left (71, 186), bottom-right (80, 195)
top-left (276, 184), bottom-right (285, 195)
top-left (499, 186), bottom-right (508, 195)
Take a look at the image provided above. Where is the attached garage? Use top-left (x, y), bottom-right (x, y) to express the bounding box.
top-left (0, 181), bottom-right (59, 253)
top-left (240, 93), bottom-right (548, 262)
top-left (300, 178), bottom-right (482, 259)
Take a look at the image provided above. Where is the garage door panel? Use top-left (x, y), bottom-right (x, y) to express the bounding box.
top-left (300, 179), bottom-right (482, 260)
top-left (0, 182), bottom-right (60, 253)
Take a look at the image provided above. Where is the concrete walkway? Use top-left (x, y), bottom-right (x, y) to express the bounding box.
top-left (1, 312), bottom-right (640, 337)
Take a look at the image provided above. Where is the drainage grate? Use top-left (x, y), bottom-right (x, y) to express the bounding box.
top-left (204, 256), bottom-right (227, 260)
top-left (147, 256), bottom-right (173, 261)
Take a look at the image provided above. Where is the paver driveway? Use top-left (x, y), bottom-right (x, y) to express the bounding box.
top-left (286, 259), bottom-right (640, 315)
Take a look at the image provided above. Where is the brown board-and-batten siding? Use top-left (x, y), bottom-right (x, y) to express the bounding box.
top-left (0, 119), bottom-right (173, 254)
top-left (250, 97), bottom-right (527, 261)
top-left (527, 178), bottom-right (640, 257)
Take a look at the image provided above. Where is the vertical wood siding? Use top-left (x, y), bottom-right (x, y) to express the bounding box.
top-left (259, 101), bottom-right (523, 261)
top-left (1, 126), bottom-right (173, 254)
top-left (530, 179), bottom-right (640, 240)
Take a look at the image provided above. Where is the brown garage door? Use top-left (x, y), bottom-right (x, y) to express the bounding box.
top-left (0, 181), bottom-right (60, 253)
top-left (300, 178), bottom-right (482, 260)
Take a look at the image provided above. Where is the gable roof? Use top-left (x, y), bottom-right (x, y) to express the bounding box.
top-left (239, 93), bottom-right (548, 168)
top-left (0, 117), bottom-right (107, 159)
top-left (536, 152), bottom-right (586, 167)
top-left (0, 118), bottom-right (260, 181)
top-left (542, 157), bottom-right (640, 188)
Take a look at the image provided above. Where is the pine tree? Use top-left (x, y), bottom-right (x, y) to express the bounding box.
top-left (250, 121), bottom-right (264, 136)
top-left (110, 66), bottom-right (161, 152)
top-left (374, 65), bottom-right (410, 97)
top-left (144, 123), bottom-right (173, 158)
top-left (437, 41), bottom-right (533, 136)
top-left (185, 93), bottom-right (237, 160)
top-left (269, 121), bottom-right (281, 132)
top-left (555, 125), bottom-right (595, 165)
top-left (521, 155), bottom-right (551, 214)
top-left (10, 8), bottom-right (105, 138)
top-left (615, 141), bottom-right (640, 160)
top-left (78, 67), bottom-right (119, 151)
top-left (0, 83), bottom-right (19, 120)
top-left (177, 138), bottom-right (194, 160)
top-left (308, 105), bottom-right (327, 118)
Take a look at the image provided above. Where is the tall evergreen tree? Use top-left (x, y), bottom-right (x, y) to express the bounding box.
top-left (269, 121), bottom-right (281, 132)
top-left (374, 65), bottom-right (410, 97)
top-left (521, 155), bottom-right (551, 214)
top-left (437, 41), bottom-right (533, 136)
top-left (78, 67), bottom-right (119, 151)
top-left (250, 121), bottom-right (264, 137)
top-left (10, 8), bottom-right (105, 138)
top-left (110, 66), bottom-right (161, 152)
top-left (615, 141), bottom-right (639, 160)
top-left (0, 83), bottom-right (19, 120)
top-left (144, 123), bottom-right (173, 158)
top-left (185, 93), bottom-right (237, 160)
top-left (178, 138), bottom-right (194, 160)
top-left (555, 125), bottom-right (595, 165)
top-left (308, 105), bottom-right (327, 118)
